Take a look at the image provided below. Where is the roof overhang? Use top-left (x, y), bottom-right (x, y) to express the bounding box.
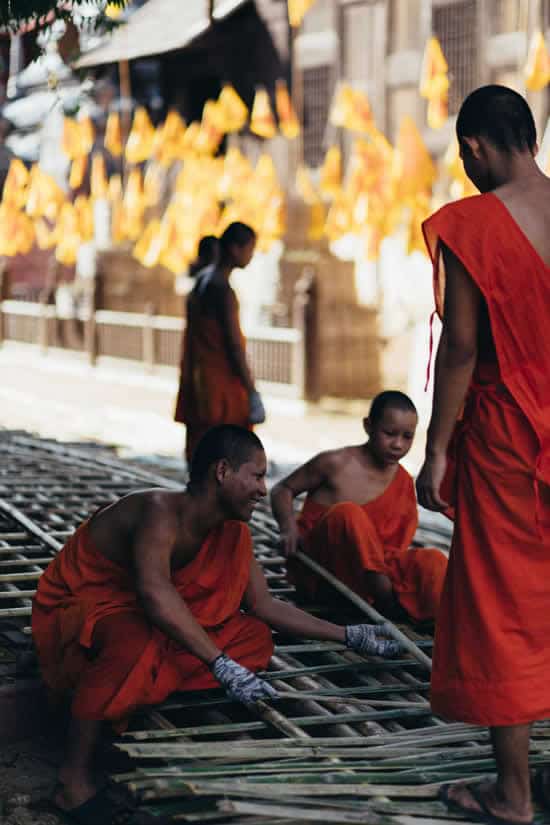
top-left (76, 0), bottom-right (249, 68)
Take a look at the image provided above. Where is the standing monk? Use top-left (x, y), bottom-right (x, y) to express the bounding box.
top-left (33, 425), bottom-right (400, 825)
top-left (271, 392), bottom-right (447, 623)
top-left (174, 222), bottom-right (266, 462)
top-left (417, 85), bottom-right (550, 825)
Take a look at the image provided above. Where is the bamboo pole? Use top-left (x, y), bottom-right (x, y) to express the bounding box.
top-left (294, 551), bottom-right (432, 671)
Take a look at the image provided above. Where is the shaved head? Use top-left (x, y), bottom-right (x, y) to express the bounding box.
top-left (368, 391), bottom-right (417, 426)
top-left (457, 85), bottom-right (537, 155)
top-left (189, 425), bottom-right (264, 491)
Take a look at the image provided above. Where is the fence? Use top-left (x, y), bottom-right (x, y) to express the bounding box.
top-left (0, 299), bottom-right (306, 398)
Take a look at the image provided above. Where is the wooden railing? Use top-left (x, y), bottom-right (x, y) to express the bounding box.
top-left (0, 300), bottom-right (306, 398)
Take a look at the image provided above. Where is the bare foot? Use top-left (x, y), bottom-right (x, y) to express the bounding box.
top-left (444, 781), bottom-right (533, 824)
top-left (53, 777), bottom-right (98, 811)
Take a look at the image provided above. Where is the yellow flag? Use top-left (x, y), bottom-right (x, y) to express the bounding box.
top-left (79, 115), bottom-right (95, 155)
top-left (143, 163), bottom-right (163, 207)
top-left (308, 201), bottom-right (325, 240)
top-left (122, 168), bottom-right (145, 240)
top-left (218, 85), bottom-right (248, 133)
top-left (62, 118), bottom-right (82, 160)
top-left (319, 146), bottom-right (342, 198)
top-left (69, 156), bottom-right (87, 190)
top-left (2, 158), bottom-right (29, 208)
top-left (0, 205), bottom-right (34, 256)
top-left (134, 219), bottom-right (163, 268)
top-left (288, 0), bottom-right (316, 28)
top-left (90, 154), bottom-right (108, 200)
top-left (105, 111), bottom-right (123, 157)
top-left (55, 202), bottom-right (80, 265)
top-left (108, 174), bottom-right (123, 203)
top-left (125, 107), bottom-right (155, 164)
top-left (329, 84), bottom-right (374, 133)
top-left (34, 218), bottom-right (57, 250)
top-left (393, 116), bottom-right (436, 198)
top-left (525, 30), bottom-right (550, 91)
top-left (153, 109), bottom-right (187, 165)
top-left (427, 95), bottom-right (448, 130)
top-left (196, 102), bottom-right (224, 155)
top-left (25, 165), bottom-right (65, 221)
top-left (419, 37), bottom-right (449, 99)
top-left (250, 89), bottom-right (277, 139)
top-left (324, 194), bottom-right (353, 241)
top-left (74, 195), bottom-right (94, 242)
top-left (276, 79), bottom-right (300, 139)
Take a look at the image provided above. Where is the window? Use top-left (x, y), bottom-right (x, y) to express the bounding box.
top-left (303, 64), bottom-right (332, 167)
top-left (489, 0), bottom-right (523, 35)
top-left (433, 0), bottom-right (479, 115)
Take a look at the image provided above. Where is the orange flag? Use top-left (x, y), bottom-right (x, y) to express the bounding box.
top-left (525, 30), bottom-right (550, 91)
top-left (125, 107), bottom-right (155, 164)
top-left (250, 89), bottom-right (277, 139)
top-left (105, 111), bottom-right (123, 157)
top-left (276, 79), bottom-right (300, 139)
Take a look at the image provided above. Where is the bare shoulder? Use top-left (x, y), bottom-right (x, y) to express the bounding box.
top-left (93, 489), bottom-right (182, 538)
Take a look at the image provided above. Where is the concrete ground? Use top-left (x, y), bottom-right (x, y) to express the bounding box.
top-left (0, 341), bottom-right (427, 474)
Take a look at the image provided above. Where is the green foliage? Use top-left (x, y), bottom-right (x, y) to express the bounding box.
top-left (0, 1), bottom-right (127, 32)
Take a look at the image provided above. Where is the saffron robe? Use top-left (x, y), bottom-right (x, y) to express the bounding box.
top-left (32, 518), bottom-right (273, 723)
top-left (423, 192), bottom-right (550, 725)
top-left (287, 465), bottom-right (447, 622)
top-left (174, 279), bottom-right (250, 461)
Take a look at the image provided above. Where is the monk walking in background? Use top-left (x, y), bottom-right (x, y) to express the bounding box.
top-left (33, 425), bottom-right (400, 824)
top-left (271, 391), bottom-right (447, 623)
top-left (174, 222), bottom-right (266, 462)
top-left (417, 85), bottom-right (550, 824)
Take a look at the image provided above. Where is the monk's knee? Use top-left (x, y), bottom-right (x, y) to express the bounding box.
top-left (327, 501), bottom-right (368, 526)
top-left (365, 571), bottom-right (394, 610)
top-left (91, 613), bottom-right (153, 669)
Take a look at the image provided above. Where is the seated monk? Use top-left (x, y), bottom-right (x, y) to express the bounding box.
top-left (271, 391), bottom-right (447, 623)
top-left (32, 425), bottom-right (400, 825)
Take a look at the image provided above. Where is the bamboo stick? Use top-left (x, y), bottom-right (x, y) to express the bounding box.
top-left (294, 550), bottom-right (432, 671)
top-left (0, 498), bottom-right (62, 552)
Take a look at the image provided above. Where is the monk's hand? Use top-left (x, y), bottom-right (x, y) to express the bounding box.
top-left (249, 390), bottom-right (266, 425)
top-left (416, 452), bottom-right (449, 512)
top-left (210, 653), bottom-right (278, 705)
top-left (279, 523), bottom-right (300, 557)
top-left (345, 624), bottom-right (401, 658)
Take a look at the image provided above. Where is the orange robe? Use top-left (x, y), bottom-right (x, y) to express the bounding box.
top-left (32, 519), bottom-right (273, 724)
top-left (287, 465), bottom-right (447, 622)
top-left (174, 283), bottom-right (251, 461)
top-left (423, 193), bottom-right (550, 725)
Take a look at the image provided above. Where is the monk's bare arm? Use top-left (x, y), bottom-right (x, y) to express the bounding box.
top-left (270, 453), bottom-right (334, 556)
top-left (245, 557), bottom-right (345, 642)
top-left (417, 242), bottom-right (480, 510)
top-left (220, 286), bottom-right (255, 393)
top-left (132, 499), bottom-right (221, 664)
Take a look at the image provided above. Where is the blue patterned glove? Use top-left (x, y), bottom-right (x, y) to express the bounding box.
top-left (211, 654), bottom-right (277, 705)
top-left (345, 624), bottom-right (401, 658)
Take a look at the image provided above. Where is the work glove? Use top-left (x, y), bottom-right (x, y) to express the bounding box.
top-left (249, 390), bottom-right (266, 425)
top-left (345, 624), bottom-right (402, 658)
top-left (211, 653), bottom-right (278, 705)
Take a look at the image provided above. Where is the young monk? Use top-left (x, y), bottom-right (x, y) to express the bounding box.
top-left (417, 85), bottom-right (550, 824)
top-left (32, 425), bottom-right (400, 825)
top-left (271, 391), bottom-right (447, 623)
top-left (174, 222), bottom-right (266, 462)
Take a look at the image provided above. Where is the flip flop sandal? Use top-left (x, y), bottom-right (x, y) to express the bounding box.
top-left (439, 783), bottom-right (534, 825)
top-left (532, 767), bottom-right (550, 812)
top-left (50, 784), bottom-right (170, 825)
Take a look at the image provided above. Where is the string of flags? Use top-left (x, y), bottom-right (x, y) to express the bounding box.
top-left (2, 12), bottom-right (550, 269)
